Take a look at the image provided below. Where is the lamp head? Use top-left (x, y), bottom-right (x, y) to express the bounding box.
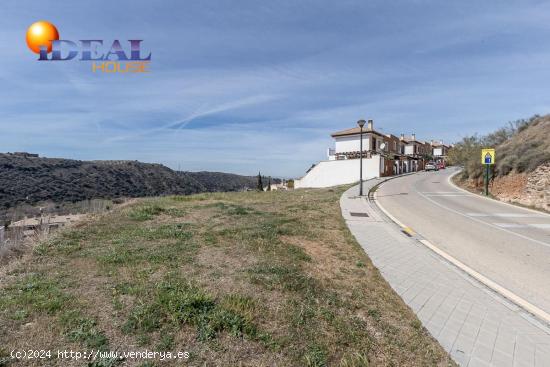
top-left (357, 119), bottom-right (366, 128)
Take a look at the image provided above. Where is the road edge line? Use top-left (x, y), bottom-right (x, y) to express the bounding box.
top-left (373, 176), bottom-right (550, 326)
top-left (416, 238), bottom-right (550, 324)
top-left (447, 169), bottom-right (550, 218)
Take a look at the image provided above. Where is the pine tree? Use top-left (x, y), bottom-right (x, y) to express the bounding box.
top-left (257, 172), bottom-right (263, 191)
top-left (267, 176), bottom-right (272, 191)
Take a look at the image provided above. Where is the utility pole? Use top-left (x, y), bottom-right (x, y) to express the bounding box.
top-left (357, 119), bottom-right (366, 196)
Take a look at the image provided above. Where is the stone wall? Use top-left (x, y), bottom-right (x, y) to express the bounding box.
top-left (492, 163), bottom-right (550, 212)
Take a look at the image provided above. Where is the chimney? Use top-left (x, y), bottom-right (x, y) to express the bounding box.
top-left (412, 133), bottom-right (416, 141)
top-left (400, 133), bottom-right (404, 141)
top-left (367, 119), bottom-right (373, 131)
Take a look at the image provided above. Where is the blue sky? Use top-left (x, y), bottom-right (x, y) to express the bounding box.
top-left (2, 1), bottom-right (550, 177)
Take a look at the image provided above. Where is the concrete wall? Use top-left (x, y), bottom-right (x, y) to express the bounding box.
top-left (294, 156), bottom-right (381, 188)
top-left (334, 135), bottom-right (370, 153)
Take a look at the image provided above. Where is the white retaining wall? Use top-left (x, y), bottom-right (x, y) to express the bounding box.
top-left (294, 156), bottom-right (381, 188)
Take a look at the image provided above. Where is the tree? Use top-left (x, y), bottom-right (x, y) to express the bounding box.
top-left (267, 176), bottom-right (272, 191)
top-left (257, 172), bottom-right (263, 191)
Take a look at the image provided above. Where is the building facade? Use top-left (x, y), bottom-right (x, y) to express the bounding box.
top-left (295, 121), bottom-right (450, 188)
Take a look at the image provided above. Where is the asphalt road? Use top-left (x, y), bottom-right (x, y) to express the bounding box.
top-left (376, 167), bottom-right (550, 314)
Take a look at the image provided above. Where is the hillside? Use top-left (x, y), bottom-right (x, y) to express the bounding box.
top-left (449, 114), bottom-right (550, 211)
top-left (496, 115), bottom-right (550, 174)
top-left (0, 187), bottom-right (453, 366)
top-left (0, 153), bottom-right (261, 224)
top-left (180, 171), bottom-right (263, 193)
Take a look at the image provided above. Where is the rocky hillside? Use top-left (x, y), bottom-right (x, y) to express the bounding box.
top-left (491, 163), bottom-right (549, 211)
top-left (450, 114), bottom-right (550, 211)
top-left (0, 153), bottom-right (261, 223)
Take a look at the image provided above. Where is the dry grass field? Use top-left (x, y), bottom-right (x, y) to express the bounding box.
top-left (0, 187), bottom-right (454, 366)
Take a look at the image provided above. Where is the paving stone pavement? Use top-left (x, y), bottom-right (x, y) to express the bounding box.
top-left (341, 180), bottom-right (550, 367)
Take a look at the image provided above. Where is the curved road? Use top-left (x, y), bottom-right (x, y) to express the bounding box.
top-left (376, 167), bottom-right (550, 315)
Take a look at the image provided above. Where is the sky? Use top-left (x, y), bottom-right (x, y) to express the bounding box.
top-left (1, 1), bottom-right (550, 177)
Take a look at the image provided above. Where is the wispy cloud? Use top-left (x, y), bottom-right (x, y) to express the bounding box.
top-left (1, 0), bottom-right (548, 176)
top-left (105, 94), bottom-right (279, 142)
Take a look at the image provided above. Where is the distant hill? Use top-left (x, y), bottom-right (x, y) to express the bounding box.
top-left (0, 153), bottom-right (264, 221)
top-left (180, 171), bottom-right (258, 192)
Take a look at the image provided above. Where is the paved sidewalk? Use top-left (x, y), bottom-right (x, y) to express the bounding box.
top-left (341, 180), bottom-right (550, 367)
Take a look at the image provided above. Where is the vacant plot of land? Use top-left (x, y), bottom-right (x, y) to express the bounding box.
top-left (0, 187), bottom-right (453, 366)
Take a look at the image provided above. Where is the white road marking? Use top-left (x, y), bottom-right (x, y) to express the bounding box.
top-left (530, 224), bottom-right (550, 229)
top-left (413, 191), bottom-right (550, 249)
top-left (493, 223), bottom-right (550, 230)
top-left (422, 191), bottom-right (464, 195)
top-left (424, 194), bottom-right (470, 197)
top-left (493, 223), bottom-right (528, 228)
top-left (448, 170), bottom-right (550, 218)
top-left (467, 213), bottom-right (547, 218)
top-left (375, 181), bottom-right (550, 325)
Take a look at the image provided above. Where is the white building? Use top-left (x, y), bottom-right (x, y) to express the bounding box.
top-left (294, 121), bottom-right (447, 189)
top-left (295, 121), bottom-right (391, 188)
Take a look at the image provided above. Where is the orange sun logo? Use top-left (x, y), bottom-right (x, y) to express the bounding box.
top-left (26, 21), bottom-right (59, 54)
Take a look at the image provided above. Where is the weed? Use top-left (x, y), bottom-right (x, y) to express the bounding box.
top-left (367, 309), bottom-right (381, 321)
top-left (141, 224), bottom-right (193, 241)
top-left (165, 207), bottom-right (186, 217)
top-left (88, 357), bottom-right (122, 367)
top-left (286, 244), bottom-right (311, 262)
top-left (97, 247), bottom-right (138, 265)
top-left (207, 202), bottom-right (259, 216)
top-left (411, 319), bottom-right (422, 330)
top-left (35, 230), bottom-right (85, 256)
top-left (124, 303), bottom-right (163, 333)
top-left (128, 205), bottom-right (165, 221)
top-left (248, 264), bottom-right (317, 294)
top-left (304, 344), bottom-right (328, 367)
top-left (339, 353), bottom-right (370, 367)
top-left (156, 333), bottom-right (174, 351)
top-left (123, 276), bottom-right (260, 341)
top-left (221, 294), bottom-right (256, 319)
top-left (0, 273), bottom-right (71, 316)
top-left (136, 333), bottom-right (151, 346)
top-left (0, 348), bottom-right (9, 367)
top-left (60, 310), bottom-right (108, 349)
top-left (289, 299), bottom-right (318, 327)
top-left (171, 195), bottom-right (207, 202)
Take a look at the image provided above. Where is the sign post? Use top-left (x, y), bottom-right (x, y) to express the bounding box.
top-left (481, 148), bottom-right (495, 196)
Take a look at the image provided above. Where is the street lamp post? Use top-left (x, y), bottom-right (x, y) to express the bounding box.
top-left (357, 119), bottom-right (366, 196)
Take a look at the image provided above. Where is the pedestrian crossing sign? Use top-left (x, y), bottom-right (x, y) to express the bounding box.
top-left (481, 148), bottom-right (495, 165)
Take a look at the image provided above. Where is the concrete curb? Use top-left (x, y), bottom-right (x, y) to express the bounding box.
top-left (373, 173), bottom-right (550, 327)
